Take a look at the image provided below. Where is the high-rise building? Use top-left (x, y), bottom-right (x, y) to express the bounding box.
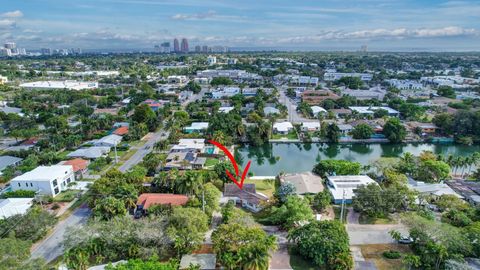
top-left (173, 38), bottom-right (180, 53)
top-left (161, 42), bottom-right (171, 53)
top-left (195, 45), bottom-right (201, 53)
top-left (41, 48), bottom-right (52, 55)
top-left (180, 38), bottom-right (189, 53)
top-left (4, 42), bottom-right (16, 49)
top-left (202, 45), bottom-right (208, 53)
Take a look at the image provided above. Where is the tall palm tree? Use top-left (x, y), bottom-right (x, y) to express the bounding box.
top-left (175, 171), bottom-right (203, 195)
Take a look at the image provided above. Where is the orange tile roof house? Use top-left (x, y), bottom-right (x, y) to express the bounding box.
top-left (136, 193), bottom-right (189, 209)
top-left (113, 126), bottom-right (129, 136)
top-left (60, 158), bottom-right (89, 179)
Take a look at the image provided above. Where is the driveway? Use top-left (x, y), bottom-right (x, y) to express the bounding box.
top-left (31, 204), bottom-right (91, 263)
top-left (270, 244), bottom-right (292, 270)
top-left (118, 130), bottom-right (169, 172)
top-left (347, 224), bottom-right (408, 245)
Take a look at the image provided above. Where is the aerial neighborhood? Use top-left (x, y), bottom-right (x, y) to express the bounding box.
top-left (1, 40), bottom-right (480, 270)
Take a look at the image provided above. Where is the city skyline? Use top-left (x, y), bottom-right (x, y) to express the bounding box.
top-left (1, 0), bottom-right (480, 51)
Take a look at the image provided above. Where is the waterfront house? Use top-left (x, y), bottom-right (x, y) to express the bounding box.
top-left (326, 175), bottom-right (377, 204)
top-left (280, 172), bottom-right (324, 196)
top-left (223, 183), bottom-right (268, 212)
top-left (273, 122), bottom-right (294, 134)
top-left (184, 122), bottom-right (209, 134)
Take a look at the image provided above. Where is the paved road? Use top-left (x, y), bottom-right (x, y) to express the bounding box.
top-left (118, 130), bottom-right (169, 172)
top-left (31, 205), bottom-right (91, 263)
top-left (347, 224), bottom-right (408, 245)
top-left (182, 87), bottom-right (208, 107)
top-left (278, 89), bottom-right (310, 124)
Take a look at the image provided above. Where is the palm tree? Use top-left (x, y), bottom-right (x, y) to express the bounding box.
top-left (175, 171), bottom-right (203, 195)
top-left (239, 247), bottom-right (270, 270)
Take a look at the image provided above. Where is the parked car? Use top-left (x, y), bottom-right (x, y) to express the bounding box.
top-left (398, 237), bottom-right (414, 244)
top-left (134, 205), bottom-right (145, 219)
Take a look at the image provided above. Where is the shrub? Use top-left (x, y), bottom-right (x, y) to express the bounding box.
top-left (383, 250), bottom-right (401, 259)
top-left (2, 190), bottom-right (36, 198)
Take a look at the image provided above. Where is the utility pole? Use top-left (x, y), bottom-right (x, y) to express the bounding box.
top-left (340, 189), bottom-right (346, 223)
top-left (114, 144), bottom-right (118, 163)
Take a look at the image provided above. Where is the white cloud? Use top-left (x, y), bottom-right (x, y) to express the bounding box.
top-left (172, 10), bottom-right (216, 20)
top-left (1, 10), bottom-right (23, 18)
top-left (0, 19), bottom-right (16, 29)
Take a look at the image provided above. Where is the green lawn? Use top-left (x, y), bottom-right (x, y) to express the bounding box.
top-left (244, 179), bottom-right (277, 197)
top-left (359, 214), bottom-right (396, 224)
top-left (53, 189), bottom-right (81, 202)
top-left (205, 158), bottom-right (219, 167)
top-left (271, 131), bottom-right (298, 140)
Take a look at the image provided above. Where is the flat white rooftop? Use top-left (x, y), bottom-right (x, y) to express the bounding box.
top-left (11, 165), bottom-right (72, 182)
top-left (20, 80), bottom-right (98, 90)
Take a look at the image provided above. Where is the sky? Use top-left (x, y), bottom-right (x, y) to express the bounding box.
top-left (1, 0), bottom-right (480, 51)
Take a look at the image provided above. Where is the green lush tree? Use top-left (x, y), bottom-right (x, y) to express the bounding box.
top-left (93, 196), bottom-right (127, 221)
top-left (415, 159), bottom-right (450, 183)
top-left (383, 118), bottom-right (406, 143)
top-left (312, 190), bottom-right (332, 212)
top-left (326, 123), bottom-right (341, 143)
top-left (261, 196), bottom-right (313, 229)
top-left (313, 160), bottom-right (361, 177)
top-left (0, 206), bottom-right (56, 242)
top-left (353, 183), bottom-right (413, 218)
top-left (336, 76), bottom-right (363, 89)
top-left (105, 257), bottom-right (178, 270)
top-left (167, 207), bottom-right (209, 256)
top-left (437, 86), bottom-right (456, 98)
top-left (212, 223), bottom-right (277, 270)
top-left (210, 77), bottom-right (233, 86)
top-left (0, 237), bottom-right (31, 270)
top-left (184, 81), bottom-right (201, 94)
top-left (132, 103), bottom-right (158, 131)
top-left (351, 123), bottom-right (374, 139)
top-left (288, 220), bottom-right (353, 270)
top-left (275, 182), bottom-right (296, 203)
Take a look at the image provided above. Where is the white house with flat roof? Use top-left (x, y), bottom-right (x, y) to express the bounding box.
top-left (0, 198), bottom-right (34, 219)
top-left (20, 80), bottom-right (98, 90)
top-left (301, 122), bottom-right (320, 132)
top-left (349, 106), bottom-right (400, 117)
top-left (218, 106), bottom-right (234, 113)
top-left (273, 122), bottom-right (293, 134)
top-left (184, 122), bottom-right (209, 134)
top-left (326, 175), bottom-right (377, 204)
top-left (171, 139), bottom-right (205, 153)
top-left (311, 106), bottom-right (327, 115)
top-left (10, 165), bottom-right (75, 197)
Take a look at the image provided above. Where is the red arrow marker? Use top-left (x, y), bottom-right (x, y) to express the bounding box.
top-left (208, 140), bottom-right (251, 189)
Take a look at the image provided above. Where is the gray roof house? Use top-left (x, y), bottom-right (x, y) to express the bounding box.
top-left (93, 134), bottom-right (122, 147)
top-left (280, 172), bottom-right (324, 195)
top-left (67, 147), bottom-right (111, 159)
top-left (0, 155), bottom-right (23, 173)
top-left (264, 106), bottom-right (280, 115)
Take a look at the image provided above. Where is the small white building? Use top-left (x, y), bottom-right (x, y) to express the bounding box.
top-left (211, 87), bottom-right (240, 99)
top-left (171, 139), bottom-right (206, 153)
top-left (207, 56), bottom-right (217, 65)
top-left (0, 198), bottom-right (34, 219)
top-left (311, 106), bottom-right (327, 116)
top-left (20, 80), bottom-right (98, 90)
top-left (0, 75), bottom-right (8, 84)
top-left (167, 75), bottom-right (188, 84)
top-left (349, 106), bottom-right (400, 117)
top-left (301, 122), bottom-right (320, 132)
top-left (273, 122), bottom-right (294, 134)
top-left (218, 106), bottom-right (234, 113)
top-left (10, 165), bottom-right (75, 197)
top-left (326, 175), bottom-right (377, 204)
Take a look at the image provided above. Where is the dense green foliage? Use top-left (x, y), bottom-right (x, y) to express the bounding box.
top-left (313, 159), bottom-right (361, 177)
top-left (289, 220), bottom-right (353, 270)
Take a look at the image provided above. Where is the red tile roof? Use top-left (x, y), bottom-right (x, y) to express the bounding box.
top-left (137, 193), bottom-right (189, 209)
top-left (62, 158), bottom-right (88, 172)
top-left (113, 126), bottom-right (129, 135)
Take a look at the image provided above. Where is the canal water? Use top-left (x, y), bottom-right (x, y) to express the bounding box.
top-left (235, 143), bottom-right (480, 176)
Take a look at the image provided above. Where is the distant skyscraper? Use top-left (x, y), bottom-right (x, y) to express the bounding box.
top-left (41, 48), bottom-right (52, 55)
top-left (173, 38), bottom-right (180, 53)
top-left (360, 45), bottom-right (368, 52)
top-left (195, 45), bottom-right (201, 53)
top-left (202, 45), bottom-right (208, 53)
top-left (180, 38), bottom-right (189, 53)
top-left (161, 42), bottom-right (171, 53)
top-left (4, 42), bottom-right (16, 49)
